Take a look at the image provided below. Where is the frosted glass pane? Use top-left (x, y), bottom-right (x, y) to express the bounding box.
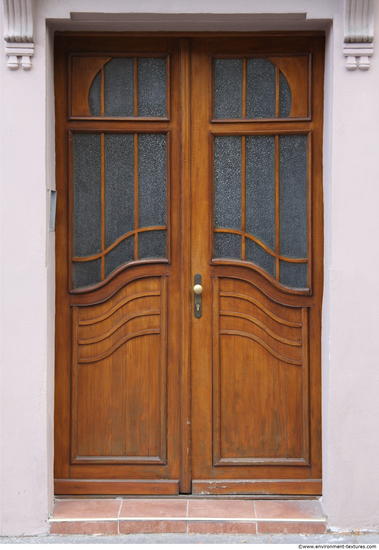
top-left (214, 233), bottom-right (241, 259)
top-left (279, 135), bottom-right (308, 258)
top-left (105, 134), bottom-right (134, 248)
top-left (246, 239), bottom-right (276, 278)
top-left (104, 58), bottom-right (134, 117)
top-left (246, 59), bottom-right (276, 118)
top-left (214, 136), bottom-right (242, 230)
top-left (138, 58), bottom-right (166, 117)
top-left (88, 71), bottom-right (101, 116)
top-left (214, 59), bottom-right (243, 119)
top-left (73, 134), bottom-right (101, 257)
top-left (73, 260), bottom-right (101, 289)
top-left (105, 237), bottom-right (134, 277)
top-left (245, 136), bottom-right (275, 251)
top-left (279, 70), bottom-right (292, 118)
top-left (138, 230), bottom-right (166, 259)
top-left (138, 134), bottom-right (166, 228)
top-left (280, 261), bottom-right (308, 288)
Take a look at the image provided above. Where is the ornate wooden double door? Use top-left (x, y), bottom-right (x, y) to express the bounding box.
top-left (54, 34), bottom-right (324, 495)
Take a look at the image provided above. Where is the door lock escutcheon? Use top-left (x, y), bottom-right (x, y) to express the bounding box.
top-left (193, 274), bottom-right (203, 318)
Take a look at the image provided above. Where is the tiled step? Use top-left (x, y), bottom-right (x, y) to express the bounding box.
top-left (49, 498), bottom-right (327, 535)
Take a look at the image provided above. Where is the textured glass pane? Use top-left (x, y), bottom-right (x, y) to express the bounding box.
top-left (138, 134), bottom-right (166, 228)
top-left (73, 134), bottom-right (101, 257)
top-left (214, 233), bottom-right (241, 259)
top-left (138, 58), bottom-right (166, 117)
top-left (214, 136), bottom-right (242, 230)
top-left (246, 59), bottom-right (276, 119)
top-left (214, 59), bottom-right (243, 119)
top-left (279, 71), bottom-right (292, 118)
top-left (73, 260), bottom-right (101, 289)
top-left (104, 58), bottom-right (134, 117)
top-left (246, 239), bottom-right (276, 278)
top-left (280, 261), bottom-right (308, 288)
top-left (88, 71), bottom-right (101, 116)
top-left (105, 134), bottom-right (134, 248)
top-left (279, 135), bottom-right (308, 258)
top-left (138, 230), bottom-right (166, 259)
top-left (245, 136), bottom-right (275, 250)
top-left (105, 237), bottom-right (134, 278)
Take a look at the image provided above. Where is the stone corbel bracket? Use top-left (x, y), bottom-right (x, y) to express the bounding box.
top-left (3, 0), bottom-right (34, 70)
top-left (344, 0), bottom-right (375, 70)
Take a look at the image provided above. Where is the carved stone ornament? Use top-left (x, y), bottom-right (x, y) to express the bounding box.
top-left (3, 0), bottom-right (34, 70)
top-left (344, 0), bottom-right (375, 70)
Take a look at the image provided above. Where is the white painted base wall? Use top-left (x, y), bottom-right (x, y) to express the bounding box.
top-left (1, 0), bottom-right (378, 535)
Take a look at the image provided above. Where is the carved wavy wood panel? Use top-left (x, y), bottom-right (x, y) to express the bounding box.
top-left (213, 277), bottom-right (309, 467)
top-left (71, 276), bottom-right (167, 465)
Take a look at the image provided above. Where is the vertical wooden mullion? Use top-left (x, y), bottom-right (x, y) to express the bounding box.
top-left (275, 134), bottom-right (280, 281)
top-left (179, 37), bottom-right (191, 494)
top-left (242, 57), bottom-right (246, 119)
top-left (134, 57), bottom-right (138, 117)
top-left (241, 135), bottom-right (246, 261)
top-left (101, 67), bottom-right (105, 117)
top-left (275, 66), bottom-right (279, 118)
top-left (101, 133), bottom-right (105, 280)
top-left (134, 133), bottom-right (139, 260)
top-left (307, 132), bottom-right (312, 291)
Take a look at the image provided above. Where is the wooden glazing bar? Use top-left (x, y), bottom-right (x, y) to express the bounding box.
top-left (213, 228), bottom-right (306, 263)
top-left (211, 122), bottom-right (311, 133)
top-left (276, 65), bottom-right (280, 118)
top-left (241, 135), bottom-right (246, 260)
top-left (275, 134), bottom-right (280, 281)
top-left (101, 132), bottom-right (105, 280)
top-left (72, 226), bottom-right (167, 262)
top-left (134, 133), bottom-right (139, 260)
top-left (134, 57), bottom-right (138, 117)
top-left (242, 57), bottom-right (246, 119)
top-left (101, 67), bottom-right (105, 117)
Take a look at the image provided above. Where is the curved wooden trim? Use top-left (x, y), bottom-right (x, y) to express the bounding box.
top-left (79, 291), bottom-right (160, 325)
top-left (220, 330), bottom-right (302, 366)
top-left (79, 328), bottom-right (160, 363)
top-left (79, 309), bottom-right (160, 344)
top-left (213, 259), bottom-right (310, 294)
top-left (220, 292), bottom-right (301, 327)
top-left (220, 311), bottom-right (301, 346)
top-left (220, 329), bottom-right (302, 365)
top-left (73, 226), bottom-right (167, 262)
top-left (70, 259), bottom-right (168, 295)
top-left (213, 229), bottom-right (307, 263)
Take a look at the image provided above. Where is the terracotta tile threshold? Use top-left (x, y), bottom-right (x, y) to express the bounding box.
top-left (49, 498), bottom-right (327, 535)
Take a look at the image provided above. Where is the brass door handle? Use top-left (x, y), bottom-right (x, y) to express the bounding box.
top-left (193, 274), bottom-right (202, 318)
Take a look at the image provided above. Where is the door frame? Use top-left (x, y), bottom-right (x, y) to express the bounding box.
top-left (54, 32), bottom-right (324, 496)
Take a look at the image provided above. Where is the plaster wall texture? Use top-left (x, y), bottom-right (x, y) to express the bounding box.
top-left (0, 0), bottom-right (378, 536)
top-left (322, 1), bottom-right (379, 532)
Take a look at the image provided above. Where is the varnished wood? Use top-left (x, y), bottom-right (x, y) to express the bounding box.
top-left (192, 480), bottom-right (322, 496)
top-left (179, 38), bottom-right (192, 493)
top-left (190, 35), bottom-right (324, 494)
top-left (55, 479), bottom-right (179, 495)
top-left (55, 32), bottom-right (324, 496)
top-left (275, 134), bottom-right (280, 280)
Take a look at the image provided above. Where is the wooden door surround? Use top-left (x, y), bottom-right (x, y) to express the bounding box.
top-left (54, 33), bottom-right (324, 496)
